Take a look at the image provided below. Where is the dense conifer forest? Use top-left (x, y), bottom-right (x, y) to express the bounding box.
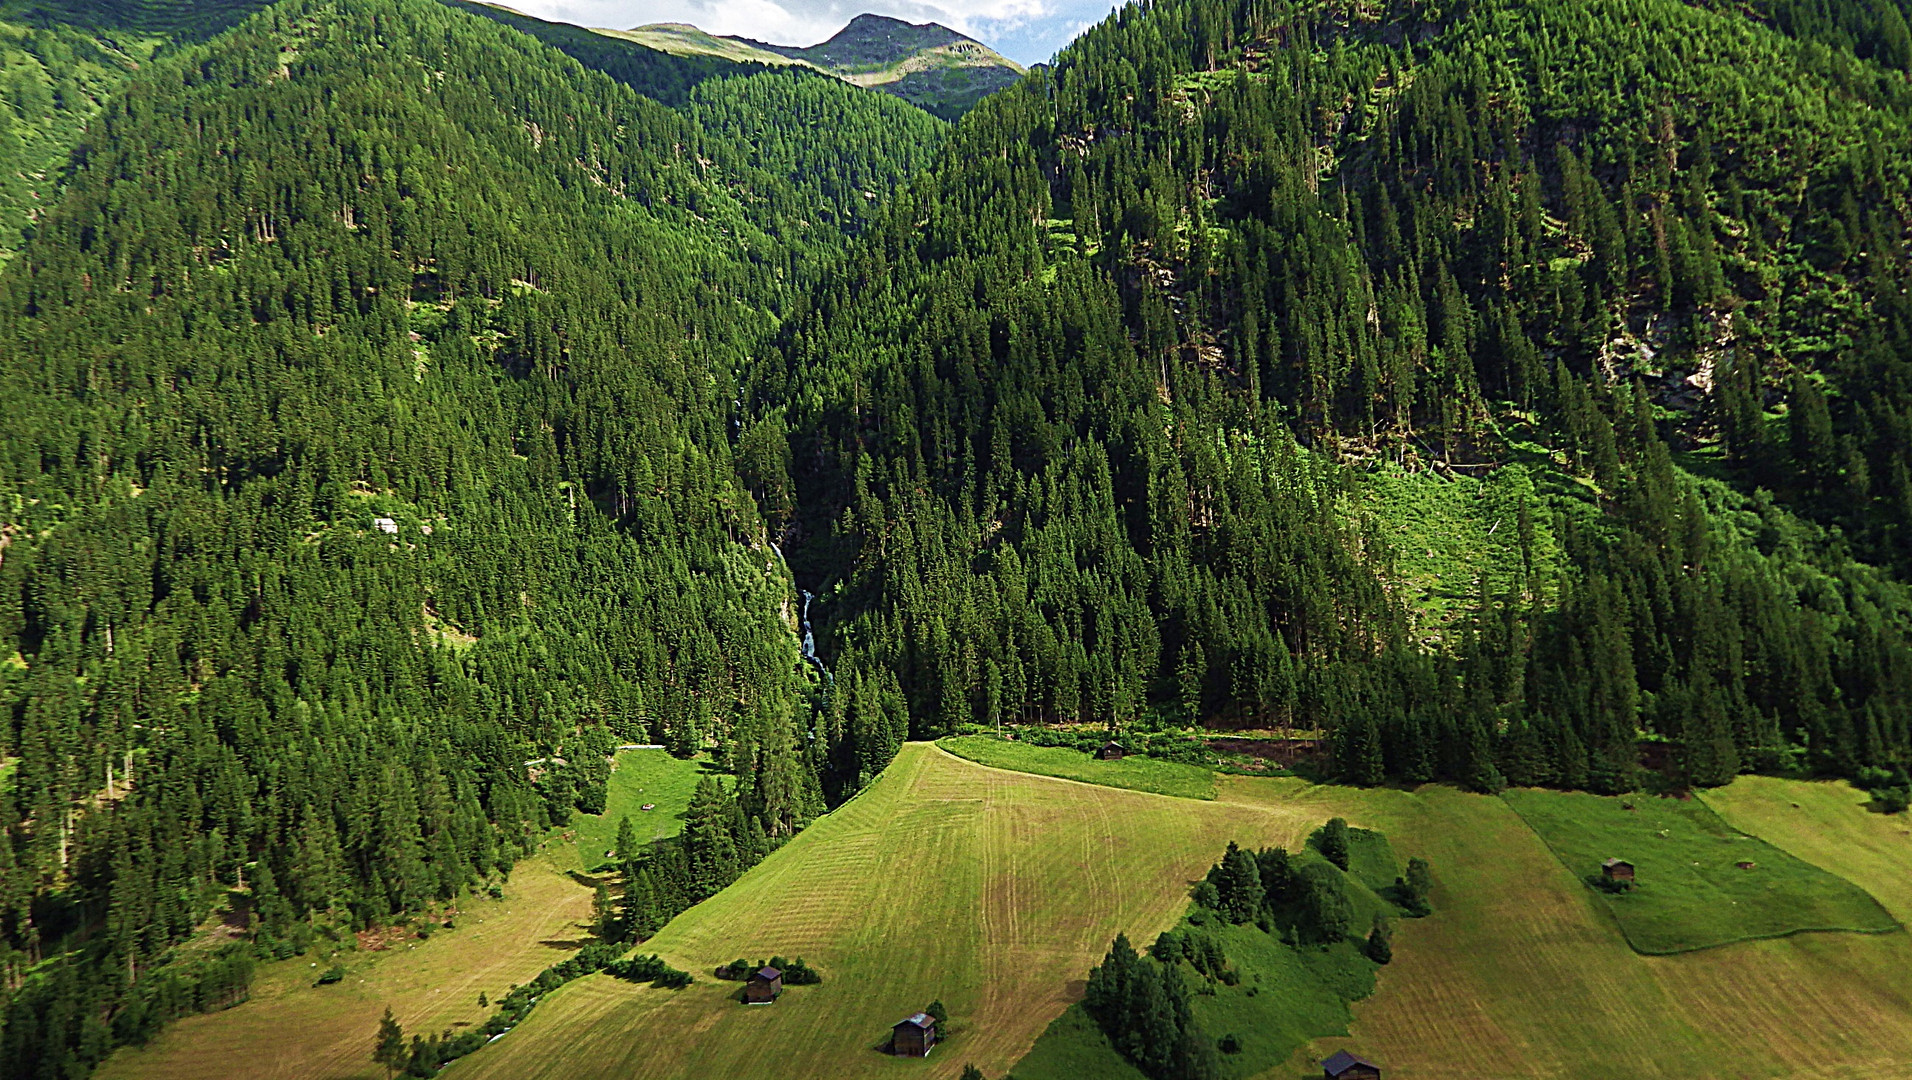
top-left (1, 0), bottom-right (1910, 1074)
top-left (767, 0), bottom-right (1912, 800)
top-left (0, 0), bottom-right (942, 1072)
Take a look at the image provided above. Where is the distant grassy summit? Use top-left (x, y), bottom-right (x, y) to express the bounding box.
top-left (621, 12), bottom-right (1024, 120)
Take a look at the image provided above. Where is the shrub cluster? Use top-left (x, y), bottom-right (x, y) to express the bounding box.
top-left (715, 955), bottom-right (821, 984)
top-left (1857, 766), bottom-right (1911, 814)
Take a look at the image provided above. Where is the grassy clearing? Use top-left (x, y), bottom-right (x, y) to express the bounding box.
top-left (1705, 776), bottom-right (1912, 922)
top-left (569, 750), bottom-right (722, 869)
top-left (1229, 779), bottom-right (1912, 1080)
top-left (449, 744), bottom-right (1322, 1080)
top-left (94, 851), bottom-right (598, 1080)
top-left (1502, 788), bottom-right (1897, 954)
top-left (936, 734), bottom-right (1216, 800)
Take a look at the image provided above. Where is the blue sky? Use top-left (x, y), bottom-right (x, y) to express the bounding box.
top-left (505, 0), bottom-right (1117, 66)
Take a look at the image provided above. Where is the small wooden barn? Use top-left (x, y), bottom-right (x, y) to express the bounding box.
top-left (1097, 740), bottom-right (1126, 760)
top-left (1602, 857), bottom-right (1635, 883)
top-left (745, 966), bottom-right (782, 1004)
top-left (1322, 1050), bottom-right (1382, 1079)
top-left (892, 1013), bottom-right (936, 1057)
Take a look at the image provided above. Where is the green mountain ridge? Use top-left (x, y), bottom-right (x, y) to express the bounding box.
top-left (0, 0), bottom-right (940, 1072)
top-left (616, 11), bottom-right (1025, 120)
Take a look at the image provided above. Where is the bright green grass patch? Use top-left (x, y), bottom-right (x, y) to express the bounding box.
top-left (1502, 788), bottom-right (1899, 954)
top-left (937, 735), bottom-right (1216, 800)
top-left (1013, 926), bottom-right (1381, 1080)
top-left (570, 751), bottom-right (725, 869)
top-left (1199, 928), bottom-right (1375, 1078)
top-left (1009, 1004), bottom-right (1148, 1080)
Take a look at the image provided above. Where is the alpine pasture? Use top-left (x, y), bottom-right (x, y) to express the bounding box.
top-left (449, 744), bottom-right (1323, 1080)
top-left (94, 852), bottom-right (598, 1080)
top-left (1295, 781), bottom-right (1912, 1080)
top-left (90, 750), bottom-right (1912, 1080)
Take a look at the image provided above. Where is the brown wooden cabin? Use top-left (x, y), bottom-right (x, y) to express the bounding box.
top-left (1322, 1050), bottom-right (1382, 1080)
top-left (892, 1013), bottom-right (936, 1057)
top-left (1602, 857), bottom-right (1635, 883)
top-left (745, 967), bottom-right (782, 1003)
top-left (1097, 740), bottom-right (1126, 760)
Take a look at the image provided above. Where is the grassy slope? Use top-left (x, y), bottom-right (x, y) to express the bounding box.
top-left (95, 759), bottom-right (1912, 1080)
top-left (1705, 777), bottom-right (1912, 923)
top-left (1262, 778), bottom-right (1912, 1080)
top-left (449, 744), bottom-right (1316, 1080)
top-left (568, 750), bottom-right (724, 869)
top-left (1502, 788), bottom-right (1898, 953)
top-left (937, 734), bottom-right (1217, 800)
top-left (95, 851), bottom-right (598, 1080)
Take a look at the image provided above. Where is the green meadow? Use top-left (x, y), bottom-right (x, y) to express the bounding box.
top-left (937, 735), bottom-right (1217, 800)
top-left (1501, 788), bottom-right (1899, 954)
top-left (569, 750), bottom-right (726, 869)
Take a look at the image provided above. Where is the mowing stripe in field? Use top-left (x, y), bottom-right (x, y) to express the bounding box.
top-left (446, 743), bottom-right (1327, 1080)
top-left (1291, 779), bottom-right (1912, 1080)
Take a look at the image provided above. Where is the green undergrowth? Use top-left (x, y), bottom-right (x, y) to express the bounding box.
top-left (1353, 457), bottom-right (1584, 641)
top-left (570, 751), bottom-right (726, 869)
top-left (936, 735), bottom-right (1217, 800)
top-left (1502, 788), bottom-right (1900, 954)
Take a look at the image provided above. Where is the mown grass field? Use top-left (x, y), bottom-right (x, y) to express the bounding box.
top-left (1273, 777), bottom-right (1912, 1080)
top-left (95, 754), bottom-right (1912, 1080)
top-left (449, 743), bottom-right (1317, 1080)
top-left (95, 850), bottom-right (598, 1080)
top-left (570, 750), bottom-right (721, 869)
top-left (1705, 777), bottom-right (1912, 922)
top-left (937, 734), bottom-right (1217, 800)
top-left (1503, 787), bottom-right (1897, 953)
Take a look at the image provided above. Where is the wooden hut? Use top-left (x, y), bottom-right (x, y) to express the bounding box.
top-left (1321, 1050), bottom-right (1382, 1079)
top-left (1097, 740), bottom-right (1126, 761)
top-left (892, 1013), bottom-right (936, 1057)
top-left (1601, 857), bottom-right (1635, 883)
top-left (745, 966), bottom-right (782, 1004)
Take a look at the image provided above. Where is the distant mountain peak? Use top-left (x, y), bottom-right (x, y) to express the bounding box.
top-left (618, 12), bottom-right (1024, 120)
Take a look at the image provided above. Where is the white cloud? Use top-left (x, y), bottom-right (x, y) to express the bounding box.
top-left (503, 0), bottom-right (1105, 64)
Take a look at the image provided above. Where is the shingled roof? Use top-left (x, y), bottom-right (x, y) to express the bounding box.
top-left (1322, 1050), bottom-right (1378, 1077)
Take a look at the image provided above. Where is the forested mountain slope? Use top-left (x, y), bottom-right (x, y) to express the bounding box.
top-left (0, 0), bottom-right (943, 1073)
top-left (0, 2), bottom-right (284, 255)
top-left (763, 0), bottom-right (1912, 798)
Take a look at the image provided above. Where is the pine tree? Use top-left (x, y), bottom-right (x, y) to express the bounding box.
top-left (1318, 819), bottom-right (1351, 871)
top-left (373, 1008), bottom-right (406, 1079)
